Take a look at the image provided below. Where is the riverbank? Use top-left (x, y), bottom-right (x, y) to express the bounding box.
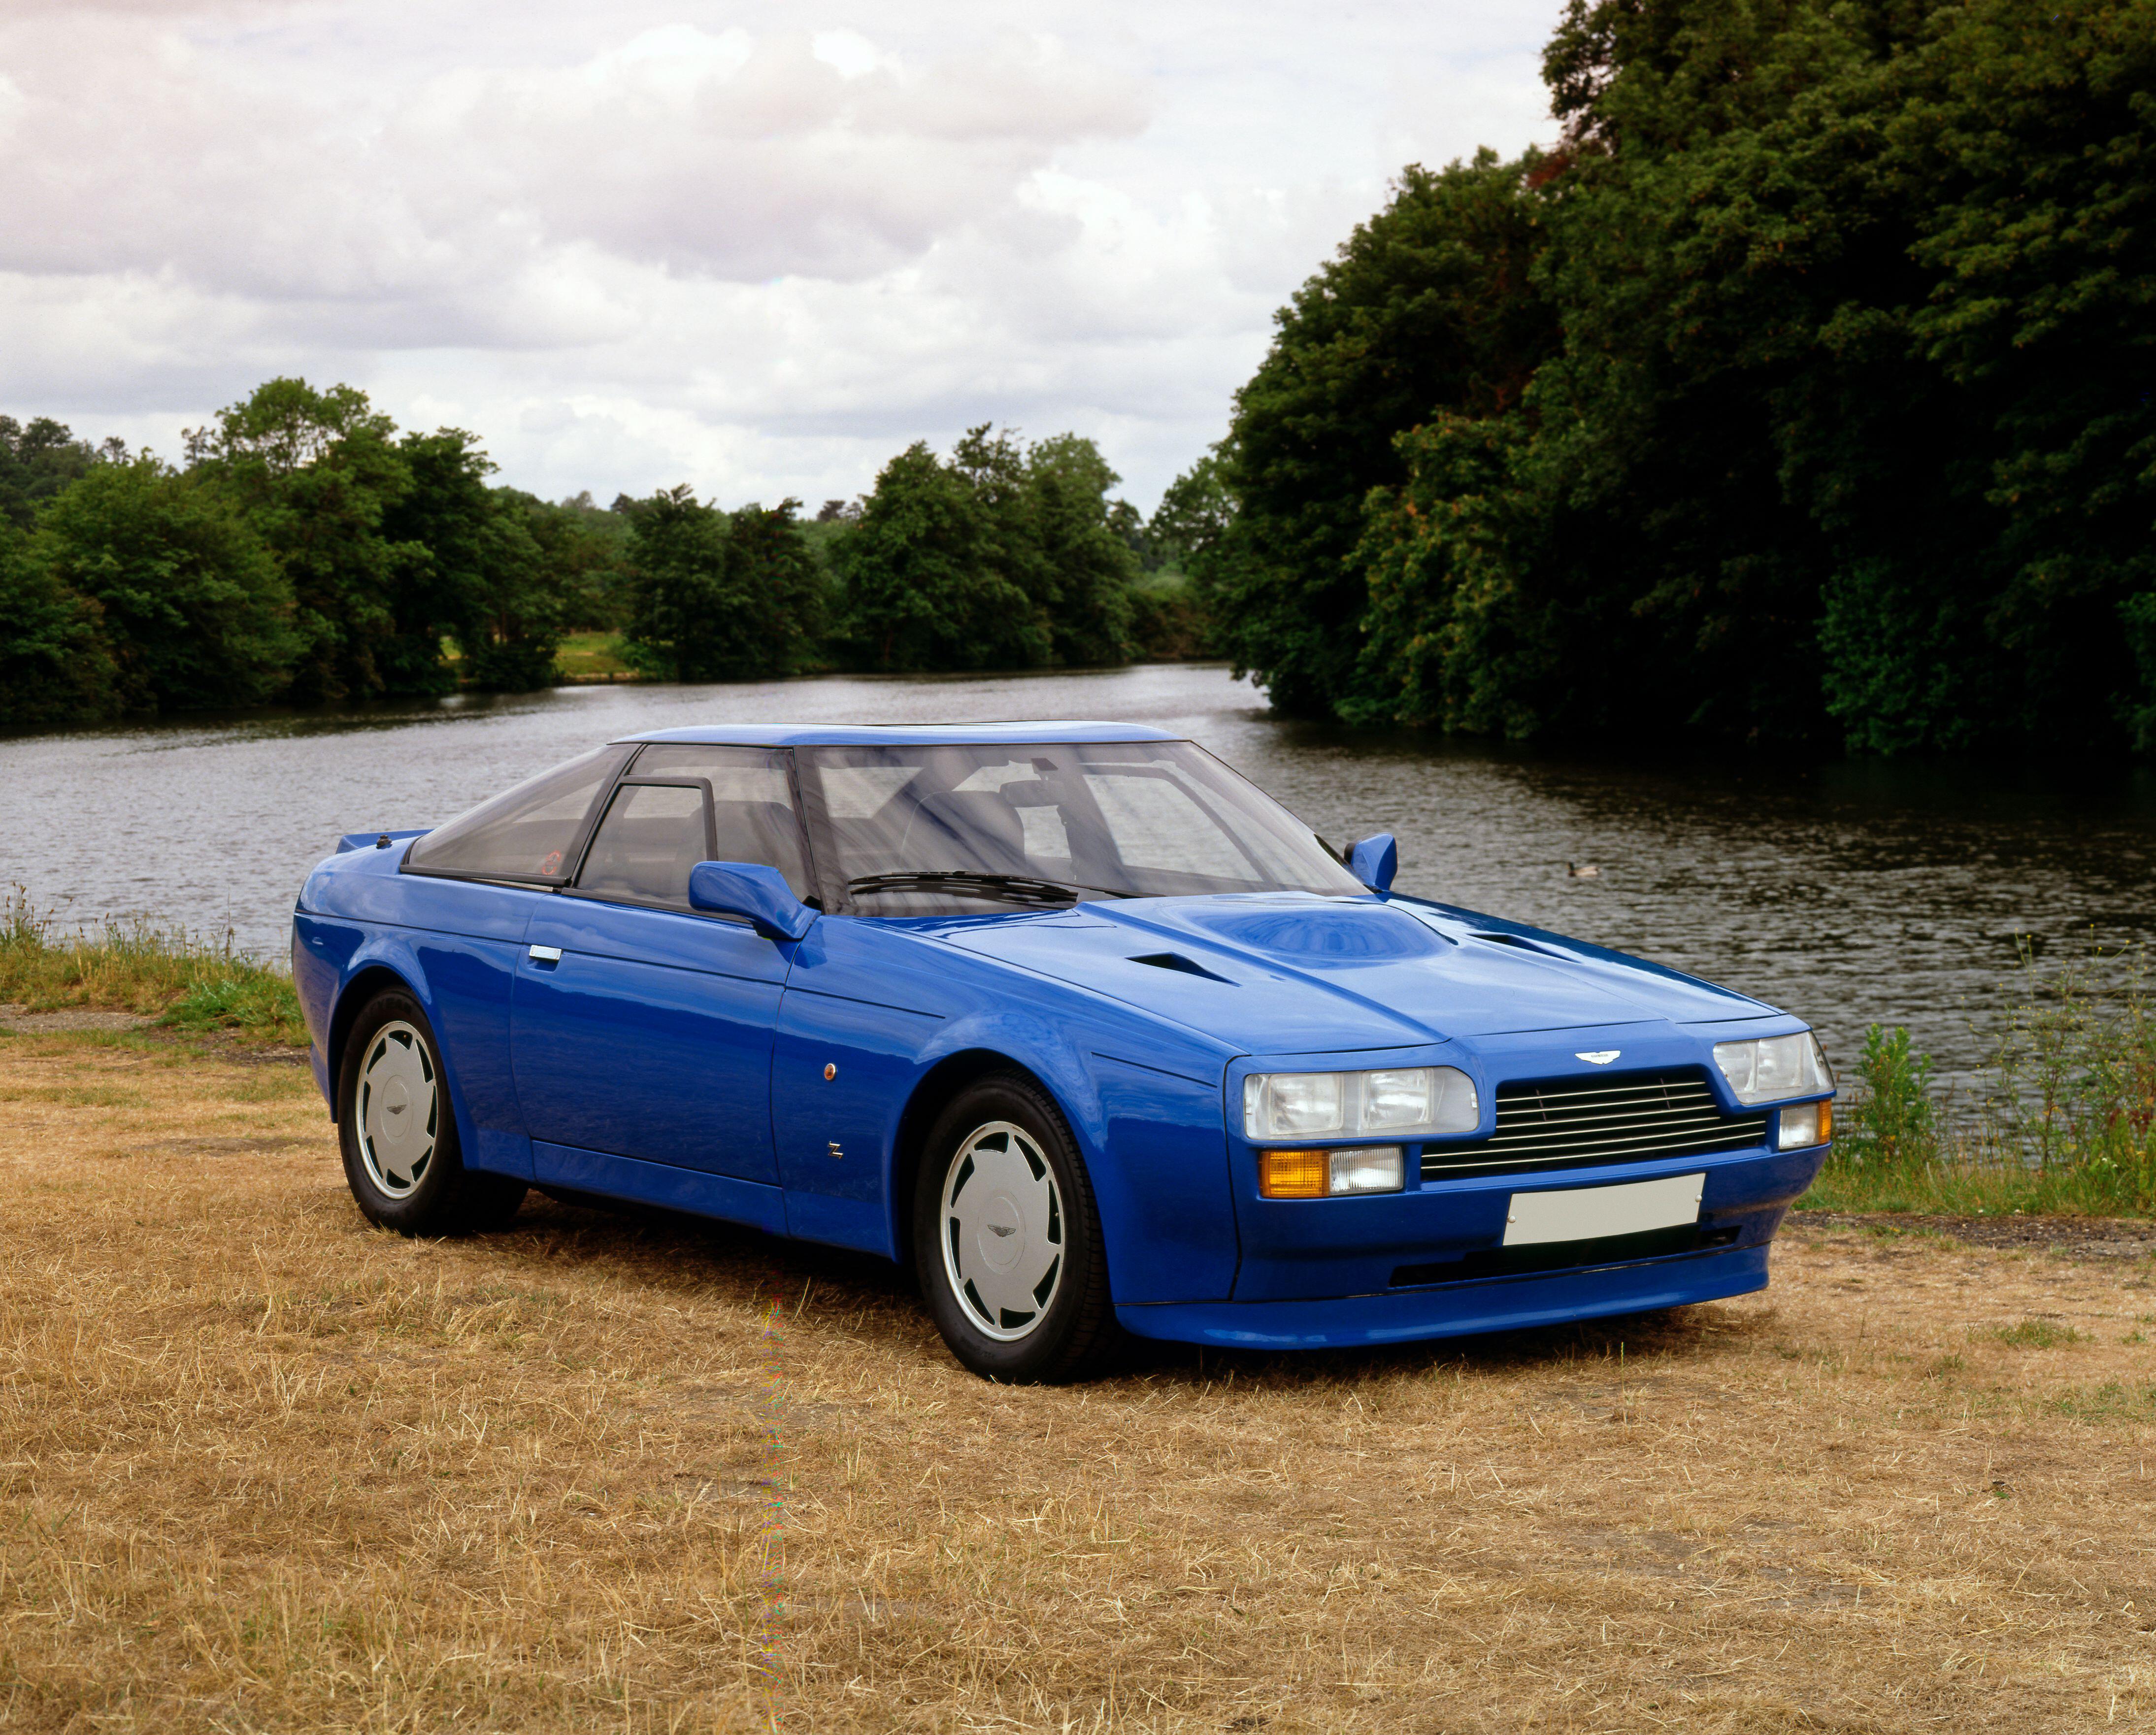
top-left (0, 897), bottom-right (302, 1045)
top-left (1, 1025), bottom-right (2149, 1731)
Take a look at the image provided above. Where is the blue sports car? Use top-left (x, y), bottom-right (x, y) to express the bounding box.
top-left (292, 723), bottom-right (1833, 1381)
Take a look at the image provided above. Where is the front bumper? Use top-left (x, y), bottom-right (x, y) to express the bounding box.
top-left (1115, 1238), bottom-right (1773, 1350)
top-left (1222, 1142), bottom-right (1824, 1301)
top-left (1112, 1139), bottom-right (1826, 1350)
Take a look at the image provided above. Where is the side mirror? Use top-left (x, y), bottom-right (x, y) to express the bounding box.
top-left (1348, 833), bottom-right (1398, 892)
top-left (687, 861), bottom-right (817, 941)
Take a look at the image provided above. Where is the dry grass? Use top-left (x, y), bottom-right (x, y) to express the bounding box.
top-left (2, 1032), bottom-right (2154, 1733)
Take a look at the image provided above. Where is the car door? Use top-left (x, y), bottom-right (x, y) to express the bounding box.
top-left (511, 744), bottom-right (815, 1188)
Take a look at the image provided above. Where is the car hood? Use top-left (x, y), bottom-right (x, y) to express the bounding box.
top-left (929, 893), bottom-right (1770, 1057)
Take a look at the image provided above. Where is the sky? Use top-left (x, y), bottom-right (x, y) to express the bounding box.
top-left (0, 0), bottom-right (1561, 513)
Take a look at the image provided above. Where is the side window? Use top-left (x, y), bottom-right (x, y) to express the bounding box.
top-left (627, 745), bottom-right (810, 898)
top-left (576, 783), bottom-right (709, 906)
top-left (405, 745), bottom-right (630, 883)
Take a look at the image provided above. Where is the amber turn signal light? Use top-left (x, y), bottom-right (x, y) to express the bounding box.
top-left (1258, 1147), bottom-right (1406, 1198)
top-left (1258, 1149), bottom-right (1329, 1199)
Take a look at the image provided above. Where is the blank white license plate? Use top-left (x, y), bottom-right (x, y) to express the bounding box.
top-left (1502, 1172), bottom-right (1705, 1247)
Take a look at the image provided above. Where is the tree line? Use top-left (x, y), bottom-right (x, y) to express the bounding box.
top-left (0, 382), bottom-right (1208, 726)
top-left (1180, 0), bottom-right (2156, 755)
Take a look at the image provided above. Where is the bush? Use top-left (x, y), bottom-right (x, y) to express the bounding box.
top-left (1839, 1025), bottom-right (1938, 1170)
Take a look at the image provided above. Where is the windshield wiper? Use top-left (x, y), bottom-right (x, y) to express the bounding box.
top-left (847, 871), bottom-right (1099, 908)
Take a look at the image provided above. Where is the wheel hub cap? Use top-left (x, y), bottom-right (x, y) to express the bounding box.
top-left (941, 1121), bottom-right (1064, 1341)
top-left (358, 1021), bottom-right (438, 1198)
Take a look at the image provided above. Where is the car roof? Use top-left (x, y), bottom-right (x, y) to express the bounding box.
top-left (614, 721), bottom-right (1183, 747)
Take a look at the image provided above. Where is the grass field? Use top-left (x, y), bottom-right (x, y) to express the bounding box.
top-left (2, 1028), bottom-right (2153, 1732)
top-left (552, 632), bottom-right (637, 683)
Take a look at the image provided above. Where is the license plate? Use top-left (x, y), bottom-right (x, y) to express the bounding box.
top-left (1502, 1172), bottom-right (1705, 1247)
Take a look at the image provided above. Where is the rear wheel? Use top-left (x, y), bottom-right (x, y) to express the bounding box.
top-left (338, 989), bottom-right (525, 1235)
top-left (912, 1072), bottom-right (1117, 1382)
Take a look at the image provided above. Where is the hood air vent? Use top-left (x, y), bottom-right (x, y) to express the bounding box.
top-left (1471, 932), bottom-right (1563, 958)
top-left (1128, 952), bottom-right (1233, 984)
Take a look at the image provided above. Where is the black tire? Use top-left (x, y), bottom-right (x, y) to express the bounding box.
top-left (337, 988), bottom-right (526, 1236)
top-left (912, 1070), bottom-right (1119, 1382)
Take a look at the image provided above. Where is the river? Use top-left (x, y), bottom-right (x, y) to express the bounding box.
top-left (4, 662), bottom-right (2152, 1079)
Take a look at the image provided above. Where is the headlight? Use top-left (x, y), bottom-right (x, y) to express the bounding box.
top-left (1713, 1032), bottom-right (1832, 1105)
top-left (1242, 1066), bottom-right (1478, 1140)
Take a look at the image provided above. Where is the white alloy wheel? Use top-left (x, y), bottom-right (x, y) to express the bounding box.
top-left (939, 1119), bottom-right (1065, 1341)
top-left (357, 1019), bottom-right (440, 1198)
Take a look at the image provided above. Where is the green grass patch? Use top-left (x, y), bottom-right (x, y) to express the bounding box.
top-left (0, 893), bottom-right (305, 1045)
top-left (2045, 1382), bottom-right (2156, 1422)
top-left (1985, 1319), bottom-right (2085, 1349)
top-left (552, 631), bottom-right (637, 683)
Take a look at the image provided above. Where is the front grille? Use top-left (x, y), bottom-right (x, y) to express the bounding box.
top-left (1420, 1069), bottom-right (1767, 1182)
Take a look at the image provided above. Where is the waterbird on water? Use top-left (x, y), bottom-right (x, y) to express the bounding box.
top-left (1566, 862), bottom-right (1601, 879)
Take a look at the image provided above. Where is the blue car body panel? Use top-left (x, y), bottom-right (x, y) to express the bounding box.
top-left (515, 899), bottom-right (791, 1183)
top-left (293, 722), bottom-right (1831, 1352)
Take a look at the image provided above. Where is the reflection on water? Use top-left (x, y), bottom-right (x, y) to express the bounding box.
top-left (5, 663), bottom-right (2152, 1076)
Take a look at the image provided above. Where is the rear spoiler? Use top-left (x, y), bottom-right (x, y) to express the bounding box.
top-left (335, 829), bottom-right (431, 854)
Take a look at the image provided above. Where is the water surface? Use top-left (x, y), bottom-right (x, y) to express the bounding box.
top-left (5, 663), bottom-right (2150, 1076)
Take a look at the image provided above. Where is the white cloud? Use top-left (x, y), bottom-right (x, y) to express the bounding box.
top-left (810, 30), bottom-right (880, 81)
top-left (0, 0), bottom-right (1560, 509)
top-left (392, 30), bottom-right (1146, 282)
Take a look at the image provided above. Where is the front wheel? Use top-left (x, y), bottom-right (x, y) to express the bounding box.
top-left (912, 1072), bottom-right (1118, 1382)
top-left (337, 988), bottom-right (526, 1236)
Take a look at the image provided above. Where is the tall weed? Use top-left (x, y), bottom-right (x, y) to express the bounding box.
top-left (1804, 943), bottom-right (2156, 1217)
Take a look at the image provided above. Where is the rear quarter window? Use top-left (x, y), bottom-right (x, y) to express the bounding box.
top-left (404, 745), bottom-right (631, 884)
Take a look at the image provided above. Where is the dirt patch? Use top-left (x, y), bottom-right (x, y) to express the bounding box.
top-left (0, 1009), bottom-right (311, 1064)
top-left (0, 1001), bottom-right (155, 1033)
top-left (1791, 1207), bottom-right (2156, 1262)
top-left (131, 1134), bottom-right (304, 1158)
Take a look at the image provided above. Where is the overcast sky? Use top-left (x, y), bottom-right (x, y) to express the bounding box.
top-left (0, 0), bottom-right (1559, 512)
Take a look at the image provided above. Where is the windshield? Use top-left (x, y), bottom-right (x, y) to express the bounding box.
top-left (802, 740), bottom-right (1364, 913)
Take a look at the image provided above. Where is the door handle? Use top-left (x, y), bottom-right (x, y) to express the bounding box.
top-left (528, 945), bottom-right (562, 963)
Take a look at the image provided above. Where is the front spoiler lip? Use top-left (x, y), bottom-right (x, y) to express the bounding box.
top-left (1115, 1240), bottom-right (1772, 1351)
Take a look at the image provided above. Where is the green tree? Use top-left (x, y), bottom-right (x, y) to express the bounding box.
top-left (831, 428), bottom-right (1147, 672)
top-left (620, 489), bottom-right (824, 681)
top-left (375, 429), bottom-right (492, 696)
top-left (1214, 0), bottom-right (2156, 754)
top-left (829, 442), bottom-right (1041, 672)
top-left (186, 379), bottom-right (420, 703)
top-left (1148, 448), bottom-right (1235, 581)
top-left (0, 417), bottom-right (102, 531)
top-left (377, 431), bottom-right (567, 694)
top-left (520, 491), bottom-right (632, 631)
top-left (29, 456), bottom-right (297, 711)
top-left (1216, 153), bottom-right (1558, 716)
top-left (1135, 449), bottom-right (1233, 659)
top-left (724, 498), bottom-right (828, 675)
top-left (1017, 433), bottom-right (1135, 666)
top-left (0, 516), bottom-right (117, 725)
